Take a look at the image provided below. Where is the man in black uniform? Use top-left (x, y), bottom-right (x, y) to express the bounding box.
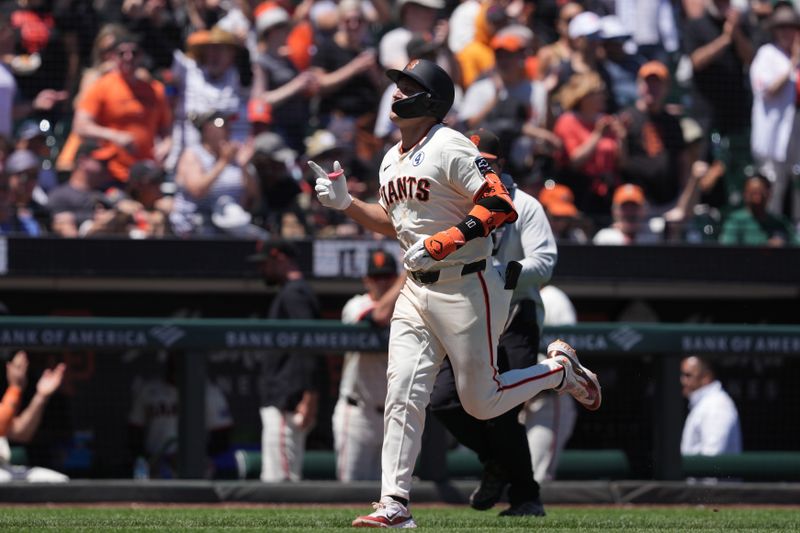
top-left (430, 130), bottom-right (556, 517)
top-left (250, 240), bottom-right (327, 481)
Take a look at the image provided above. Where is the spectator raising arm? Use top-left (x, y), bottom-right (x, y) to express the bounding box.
top-left (690, 7), bottom-right (753, 73)
top-left (1, 351), bottom-right (65, 443)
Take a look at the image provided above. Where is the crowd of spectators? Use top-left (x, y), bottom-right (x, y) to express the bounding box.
top-left (1, 0), bottom-right (799, 246)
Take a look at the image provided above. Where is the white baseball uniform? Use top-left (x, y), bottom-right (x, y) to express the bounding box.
top-left (259, 405), bottom-right (312, 482)
top-left (377, 124), bottom-right (566, 500)
top-left (332, 293), bottom-right (388, 481)
top-left (128, 379), bottom-right (233, 459)
top-left (520, 285), bottom-right (578, 482)
top-left (0, 436), bottom-right (68, 483)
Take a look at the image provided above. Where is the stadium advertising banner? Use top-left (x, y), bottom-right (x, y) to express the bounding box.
top-left (1, 318), bottom-right (799, 355)
top-left (0, 317), bottom-right (387, 352)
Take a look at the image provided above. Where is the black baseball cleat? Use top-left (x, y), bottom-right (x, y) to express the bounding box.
top-left (498, 499), bottom-right (546, 517)
top-left (469, 460), bottom-right (510, 511)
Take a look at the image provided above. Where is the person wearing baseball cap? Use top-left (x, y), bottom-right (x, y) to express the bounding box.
top-left (466, 127), bottom-right (502, 160)
top-left (568, 11), bottom-right (601, 41)
top-left (246, 239), bottom-right (327, 485)
top-left (310, 49), bottom-right (603, 527)
top-left (251, 1), bottom-right (317, 153)
top-left (749, 2), bottom-right (800, 219)
top-left (247, 99), bottom-right (273, 137)
top-left (2, 149), bottom-right (47, 236)
top-left (333, 249), bottom-right (404, 482)
top-left (616, 59), bottom-right (689, 212)
top-left (459, 32), bottom-right (557, 173)
top-left (562, 10), bottom-right (603, 85)
top-left (598, 15), bottom-right (642, 111)
top-left (593, 183), bottom-right (661, 244)
top-left (250, 131), bottom-right (308, 237)
top-left (538, 182), bottom-right (589, 244)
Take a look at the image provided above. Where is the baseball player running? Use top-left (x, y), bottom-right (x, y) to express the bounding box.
top-left (429, 128), bottom-right (558, 517)
top-left (333, 250), bottom-right (405, 481)
top-left (309, 59), bottom-right (601, 529)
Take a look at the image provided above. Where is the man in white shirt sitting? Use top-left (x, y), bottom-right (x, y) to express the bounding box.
top-left (680, 355), bottom-right (742, 456)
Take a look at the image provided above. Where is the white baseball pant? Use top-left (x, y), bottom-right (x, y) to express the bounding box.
top-left (521, 391), bottom-right (577, 483)
top-left (259, 406), bottom-right (311, 482)
top-left (332, 397), bottom-right (384, 481)
top-left (0, 464), bottom-right (69, 482)
top-left (381, 264), bottom-right (565, 499)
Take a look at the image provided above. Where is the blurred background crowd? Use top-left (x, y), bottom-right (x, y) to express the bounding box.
top-left (1, 0), bottom-right (799, 246)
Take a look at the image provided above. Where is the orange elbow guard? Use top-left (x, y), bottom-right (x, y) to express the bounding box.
top-left (471, 167), bottom-right (518, 224)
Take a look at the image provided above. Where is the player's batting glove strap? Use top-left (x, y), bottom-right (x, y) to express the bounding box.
top-left (309, 160), bottom-right (353, 210)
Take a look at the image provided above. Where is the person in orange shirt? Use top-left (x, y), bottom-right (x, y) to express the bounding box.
top-left (553, 71), bottom-right (627, 217)
top-left (456, 2), bottom-right (507, 88)
top-left (72, 32), bottom-right (172, 185)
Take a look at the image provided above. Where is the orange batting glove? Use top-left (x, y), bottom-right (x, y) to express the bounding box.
top-left (423, 227), bottom-right (465, 261)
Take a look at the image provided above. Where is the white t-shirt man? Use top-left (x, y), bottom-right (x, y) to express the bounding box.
top-left (681, 380), bottom-right (742, 456)
top-left (458, 78), bottom-right (548, 128)
top-left (750, 42), bottom-right (796, 165)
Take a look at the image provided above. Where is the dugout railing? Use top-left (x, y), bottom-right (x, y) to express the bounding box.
top-left (1, 317), bottom-right (799, 481)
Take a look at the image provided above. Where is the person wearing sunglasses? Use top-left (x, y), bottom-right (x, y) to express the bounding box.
top-left (72, 31), bottom-right (172, 187)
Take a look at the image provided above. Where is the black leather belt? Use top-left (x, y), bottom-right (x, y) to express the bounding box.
top-left (409, 259), bottom-right (486, 285)
top-left (346, 396), bottom-right (384, 414)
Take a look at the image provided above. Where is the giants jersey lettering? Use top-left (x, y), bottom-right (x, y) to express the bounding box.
top-left (378, 125), bottom-right (492, 267)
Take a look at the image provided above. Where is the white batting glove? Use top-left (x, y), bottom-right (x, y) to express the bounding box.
top-left (309, 160), bottom-right (353, 210)
top-left (403, 238), bottom-right (436, 272)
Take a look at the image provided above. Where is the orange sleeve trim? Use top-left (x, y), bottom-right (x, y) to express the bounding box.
top-left (0, 385), bottom-right (22, 436)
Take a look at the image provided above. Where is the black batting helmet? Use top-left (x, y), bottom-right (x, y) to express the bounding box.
top-left (387, 59), bottom-right (455, 121)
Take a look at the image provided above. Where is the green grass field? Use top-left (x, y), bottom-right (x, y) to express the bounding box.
top-left (0, 506), bottom-right (797, 532)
